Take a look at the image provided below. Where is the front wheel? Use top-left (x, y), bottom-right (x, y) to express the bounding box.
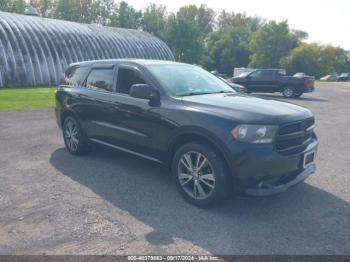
top-left (172, 142), bottom-right (230, 207)
top-left (282, 86), bottom-right (295, 98)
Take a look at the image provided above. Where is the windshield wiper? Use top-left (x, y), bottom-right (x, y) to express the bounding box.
top-left (178, 92), bottom-right (214, 96)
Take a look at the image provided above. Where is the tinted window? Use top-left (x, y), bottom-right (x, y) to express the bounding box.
top-left (260, 70), bottom-right (276, 79)
top-left (249, 70), bottom-right (263, 79)
top-left (86, 68), bottom-right (115, 92)
top-left (62, 66), bottom-right (89, 86)
top-left (116, 68), bottom-right (146, 94)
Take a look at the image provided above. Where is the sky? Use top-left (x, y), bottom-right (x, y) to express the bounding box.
top-left (127, 0), bottom-right (350, 50)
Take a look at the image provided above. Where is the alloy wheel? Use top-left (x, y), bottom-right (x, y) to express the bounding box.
top-left (177, 151), bottom-right (216, 200)
top-left (283, 87), bottom-right (294, 98)
top-left (64, 119), bottom-right (79, 152)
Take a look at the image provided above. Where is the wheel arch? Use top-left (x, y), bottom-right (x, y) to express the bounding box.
top-left (60, 109), bottom-right (83, 130)
top-left (61, 109), bottom-right (75, 125)
top-left (167, 129), bottom-right (233, 177)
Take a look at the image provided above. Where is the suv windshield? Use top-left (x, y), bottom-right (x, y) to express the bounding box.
top-left (148, 64), bottom-right (234, 96)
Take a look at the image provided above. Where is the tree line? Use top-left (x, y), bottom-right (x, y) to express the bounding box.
top-left (1, 0), bottom-right (350, 78)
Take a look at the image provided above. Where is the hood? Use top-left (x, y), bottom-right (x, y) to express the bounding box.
top-left (181, 93), bottom-right (313, 124)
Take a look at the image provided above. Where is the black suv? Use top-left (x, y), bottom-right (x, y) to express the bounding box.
top-left (55, 60), bottom-right (318, 206)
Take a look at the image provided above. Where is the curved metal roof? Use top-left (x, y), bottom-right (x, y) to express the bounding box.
top-left (0, 11), bottom-right (175, 87)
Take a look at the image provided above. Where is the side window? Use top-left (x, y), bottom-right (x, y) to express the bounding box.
top-left (61, 66), bottom-right (89, 86)
top-left (85, 68), bottom-right (115, 92)
top-left (116, 68), bottom-right (146, 95)
top-left (261, 70), bottom-right (276, 79)
top-left (249, 70), bottom-right (262, 79)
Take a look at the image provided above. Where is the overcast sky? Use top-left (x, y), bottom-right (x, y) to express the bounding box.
top-left (127, 0), bottom-right (350, 50)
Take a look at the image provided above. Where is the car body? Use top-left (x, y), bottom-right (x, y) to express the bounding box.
top-left (55, 59), bottom-right (318, 206)
top-left (320, 74), bottom-right (338, 81)
top-left (232, 69), bottom-right (315, 98)
top-left (338, 73), bottom-right (350, 82)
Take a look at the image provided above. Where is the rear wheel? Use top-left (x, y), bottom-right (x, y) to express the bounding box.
top-left (293, 91), bottom-right (303, 98)
top-left (172, 142), bottom-right (230, 207)
top-left (63, 116), bottom-right (90, 155)
top-left (282, 86), bottom-right (295, 98)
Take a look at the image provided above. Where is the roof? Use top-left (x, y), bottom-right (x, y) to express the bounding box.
top-left (70, 59), bottom-right (185, 67)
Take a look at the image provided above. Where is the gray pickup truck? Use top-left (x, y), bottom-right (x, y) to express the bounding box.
top-left (232, 69), bottom-right (315, 98)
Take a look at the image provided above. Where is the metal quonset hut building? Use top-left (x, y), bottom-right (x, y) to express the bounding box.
top-left (0, 11), bottom-right (175, 87)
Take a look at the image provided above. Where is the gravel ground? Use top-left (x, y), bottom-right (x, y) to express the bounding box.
top-left (0, 82), bottom-right (349, 255)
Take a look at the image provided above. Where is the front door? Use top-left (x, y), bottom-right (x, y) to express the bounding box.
top-left (90, 64), bottom-right (169, 161)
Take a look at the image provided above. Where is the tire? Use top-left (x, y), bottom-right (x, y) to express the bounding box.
top-left (282, 86), bottom-right (295, 98)
top-left (62, 116), bottom-right (90, 155)
top-left (293, 91), bottom-right (303, 98)
top-left (171, 142), bottom-right (230, 207)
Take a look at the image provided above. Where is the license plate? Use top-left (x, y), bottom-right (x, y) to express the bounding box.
top-left (303, 151), bottom-right (315, 168)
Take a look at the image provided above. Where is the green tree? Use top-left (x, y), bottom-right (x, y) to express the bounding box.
top-left (204, 27), bottom-right (251, 75)
top-left (281, 43), bottom-right (324, 78)
top-left (177, 4), bottom-right (215, 40)
top-left (109, 1), bottom-right (142, 29)
top-left (281, 43), bottom-right (350, 78)
top-left (0, 0), bottom-right (26, 13)
top-left (54, 0), bottom-right (82, 22)
top-left (164, 5), bottom-right (215, 64)
top-left (164, 13), bottom-right (201, 63)
top-left (321, 45), bottom-right (350, 74)
top-left (29, 0), bottom-right (53, 17)
top-left (249, 21), bottom-right (298, 68)
top-left (217, 11), bottom-right (264, 33)
top-left (142, 3), bottom-right (167, 39)
top-left (89, 0), bottom-right (114, 25)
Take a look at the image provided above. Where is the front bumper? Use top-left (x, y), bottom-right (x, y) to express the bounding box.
top-left (244, 164), bottom-right (315, 196)
top-left (225, 137), bottom-right (318, 193)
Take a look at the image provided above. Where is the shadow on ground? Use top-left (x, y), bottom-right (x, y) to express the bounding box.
top-left (50, 147), bottom-right (350, 254)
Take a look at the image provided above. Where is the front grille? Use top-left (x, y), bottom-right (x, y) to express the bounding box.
top-left (275, 118), bottom-right (315, 155)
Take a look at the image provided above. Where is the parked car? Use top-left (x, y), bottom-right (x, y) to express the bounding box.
top-left (218, 76), bottom-right (247, 93)
top-left (210, 71), bottom-right (246, 93)
top-left (320, 74), bottom-right (338, 81)
top-left (55, 60), bottom-right (318, 207)
top-left (337, 73), bottom-right (350, 82)
top-left (232, 69), bottom-right (315, 98)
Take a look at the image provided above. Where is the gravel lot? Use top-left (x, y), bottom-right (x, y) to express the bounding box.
top-left (0, 82), bottom-right (349, 255)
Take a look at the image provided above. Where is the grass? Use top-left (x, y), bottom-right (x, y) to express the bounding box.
top-left (0, 87), bottom-right (55, 112)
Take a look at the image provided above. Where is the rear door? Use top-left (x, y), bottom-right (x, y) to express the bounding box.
top-left (247, 70), bottom-right (278, 93)
top-left (76, 64), bottom-right (120, 142)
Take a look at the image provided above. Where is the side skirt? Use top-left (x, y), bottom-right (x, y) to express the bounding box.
top-left (89, 138), bottom-right (164, 164)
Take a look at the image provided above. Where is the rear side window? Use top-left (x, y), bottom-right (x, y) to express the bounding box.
top-left (261, 70), bottom-right (276, 79)
top-left (62, 66), bottom-right (89, 86)
top-left (85, 68), bottom-right (115, 92)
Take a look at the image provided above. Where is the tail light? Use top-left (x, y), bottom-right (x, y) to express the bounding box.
top-left (304, 79), bottom-right (309, 87)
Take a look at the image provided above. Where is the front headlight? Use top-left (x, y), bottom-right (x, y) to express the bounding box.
top-left (231, 125), bottom-right (278, 143)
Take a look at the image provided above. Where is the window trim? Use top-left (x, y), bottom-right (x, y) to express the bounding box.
top-left (62, 65), bottom-right (90, 87)
top-left (82, 65), bottom-right (117, 93)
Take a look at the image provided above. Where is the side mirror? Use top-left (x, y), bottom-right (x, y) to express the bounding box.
top-left (129, 84), bottom-right (160, 105)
